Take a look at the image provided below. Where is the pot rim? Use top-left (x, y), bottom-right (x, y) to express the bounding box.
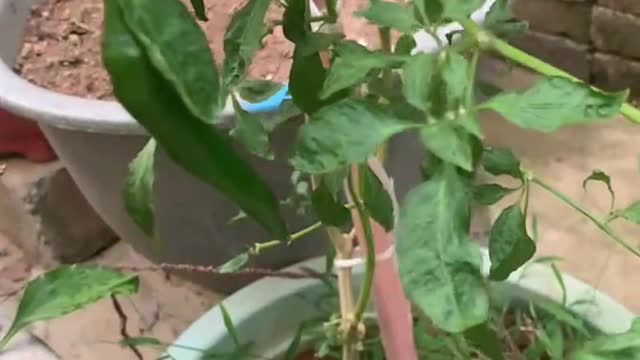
top-left (168, 249), bottom-right (636, 359)
top-left (0, 0), bottom-right (496, 135)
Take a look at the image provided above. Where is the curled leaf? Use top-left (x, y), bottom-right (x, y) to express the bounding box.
top-left (583, 170), bottom-right (615, 211)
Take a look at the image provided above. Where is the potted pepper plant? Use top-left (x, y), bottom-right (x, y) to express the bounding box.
top-left (2, 0), bottom-right (640, 358)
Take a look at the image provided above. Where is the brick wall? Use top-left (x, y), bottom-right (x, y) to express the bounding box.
top-left (511, 0), bottom-right (640, 97)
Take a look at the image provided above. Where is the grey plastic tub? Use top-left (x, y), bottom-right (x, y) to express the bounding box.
top-left (0, 0), bottom-right (431, 292)
top-left (168, 251), bottom-right (636, 359)
top-left (0, 0), bottom-right (498, 292)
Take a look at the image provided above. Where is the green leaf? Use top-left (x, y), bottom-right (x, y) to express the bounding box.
top-left (484, 0), bottom-right (528, 37)
top-left (617, 201), bottom-right (640, 224)
top-left (220, 304), bottom-right (242, 348)
top-left (189, 0), bottom-right (208, 21)
top-left (297, 33), bottom-right (344, 56)
top-left (421, 122), bottom-right (474, 171)
top-left (290, 50), bottom-right (342, 114)
top-left (473, 183), bottom-right (515, 206)
top-left (284, 0), bottom-right (345, 114)
top-left (412, 0), bottom-right (443, 25)
top-left (120, 336), bottom-right (163, 348)
top-left (395, 34), bottom-right (416, 55)
top-left (118, 0), bottom-right (220, 123)
top-left (397, 164), bottom-right (489, 333)
top-left (283, 0), bottom-right (309, 44)
top-left (320, 42), bottom-right (398, 99)
top-left (402, 53), bottom-right (435, 111)
top-left (124, 139), bottom-right (156, 238)
top-left (235, 79), bottom-right (284, 103)
top-left (482, 147), bottom-right (522, 178)
top-left (356, 0), bottom-right (420, 33)
top-left (482, 77), bottom-right (628, 132)
top-left (439, 52), bottom-right (470, 109)
top-left (427, 52), bottom-right (470, 118)
top-left (551, 262), bottom-right (567, 306)
top-left (218, 252), bottom-right (250, 273)
top-left (583, 170), bottom-right (615, 210)
top-left (222, 0), bottom-right (271, 87)
top-left (284, 318), bottom-right (324, 360)
top-left (476, 81), bottom-right (503, 100)
top-left (0, 266), bottom-right (138, 349)
top-left (464, 322), bottom-right (505, 360)
top-left (533, 299), bottom-right (592, 337)
top-left (569, 319), bottom-right (640, 360)
top-left (103, 0), bottom-right (288, 240)
top-left (458, 111), bottom-right (483, 139)
top-left (488, 204), bottom-right (536, 281)
top-left (360, 166), bottom-right (394, 231)
top-left (311, 182), bottom-right (350, 228)
top-left (230, 98), bottom-right (274, 159)
top-left (290, 99), bottom-right (419, 173)
top-left (538, 319), bottom-right (565, 359)
top-left (440, 0), bottom-right (485, 20)
top-left (320, 168), bottom-right (348, 199)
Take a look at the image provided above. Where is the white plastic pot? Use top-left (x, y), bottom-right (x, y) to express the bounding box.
top-left (168, 250), bottom-right (636, 359)
top-left (0, 0), bottom-right (495, 292)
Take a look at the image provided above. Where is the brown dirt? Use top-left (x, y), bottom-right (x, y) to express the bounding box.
top-left (14, 0), bottom-right (378, 100)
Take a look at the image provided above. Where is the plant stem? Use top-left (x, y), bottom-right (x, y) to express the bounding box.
top-left (379, 28), bottom-right (393, 90)
top-left (348, 170), bottom-right (376, 324)
top-left (532, 178), bottom-right (640, 257)
top-left (466, 49), bottom-right (480, 104)
top-left (485, 33), bottom-right (640, 124)
top-left (325, 0), bottom-right (338, 23)
top-left (251, 221), bottom-right (323, 254)
top-left (327, 227), bottom-right (359, 360)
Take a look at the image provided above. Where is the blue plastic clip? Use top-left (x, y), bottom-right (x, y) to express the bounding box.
top-left (236, 85), bottom-right (292, 114)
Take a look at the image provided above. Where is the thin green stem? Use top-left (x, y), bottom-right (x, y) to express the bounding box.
top-left (379, 28), bottom-right (393, 90)
top-left (251, 221), bottom-right (323, 254)
top-left (466, 49), bottom-right (480, 105)
top-left (485, 32), bottom-right (640, 124)
top-left (325, 0), bottom-right (338, 23)
top-left (532, 178), bottom-right (640, 257)
top-left (348, 171), bottom-right (376, 324)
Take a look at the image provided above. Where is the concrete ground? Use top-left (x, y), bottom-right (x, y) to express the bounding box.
top-left (0, 233), bottom-right (221, 360)
top-left (1, 64), bottom-right (640, 359)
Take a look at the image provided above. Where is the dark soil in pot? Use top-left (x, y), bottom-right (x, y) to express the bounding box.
top-left (14, 0), bottom-right (380, 100)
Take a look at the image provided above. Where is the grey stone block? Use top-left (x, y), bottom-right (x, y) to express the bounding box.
top-left (592, 6), bottom-right (640, 60)
top-left (512, 0), bottom-right (592, 43)
top-left (511, 31), bottom-right (592, 81)
top-left (0, 160), bottom-right (117, 265)
top-left (598, 0), bottom-right (640, 17)
top-left (592, 52), bottom-right (640, 98)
